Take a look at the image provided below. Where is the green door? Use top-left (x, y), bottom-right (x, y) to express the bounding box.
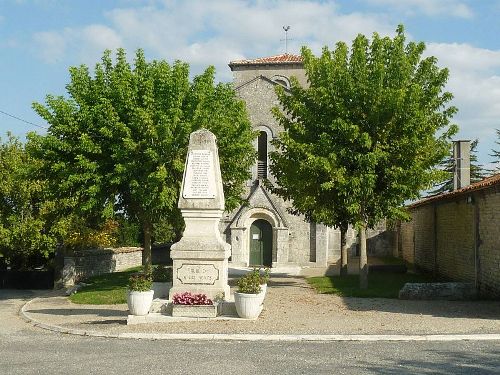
top-left (249, 219), bottom-right (272, 267)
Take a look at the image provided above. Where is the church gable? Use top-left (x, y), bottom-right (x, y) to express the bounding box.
top-left (230, 182), bottom-right (288, 229)
top-left (235, 76), bottom-right (284, 134)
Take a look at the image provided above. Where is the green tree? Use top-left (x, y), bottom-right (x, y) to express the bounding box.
top-left (430, 139), bottom-right (487, 194)
top-left (0, 133), bottom-right (59, 269)
top-left (490, 129), bottom-right (500, 172)
top-left (28, 49), bottom-right (255, 270)
top-left (270, 25), bottom-right (457, 288)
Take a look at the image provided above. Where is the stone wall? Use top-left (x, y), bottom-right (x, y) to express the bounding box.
top-left (62, 247), bottom-right (142, 287)
top-left (396, 182), bottom-right (500, 298)
top-left (327, 220), bottom-right (394, 263)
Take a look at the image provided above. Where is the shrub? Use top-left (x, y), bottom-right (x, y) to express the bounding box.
top-left (237, 272), bottom-right (261, 294)
top-left (128, 272), bottom-right (152, 292)
top-left (152, 265), bottom-right (172, 282)
top-left (64, 218), bottom-right (118, 251)
top-left (252, 267), bottom-right (270, 285)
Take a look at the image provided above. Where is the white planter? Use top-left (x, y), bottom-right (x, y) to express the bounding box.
top-left (127, 290), bottom-right (154, 316)
top-left (256, 283), bottom-right (267, 305)
top-left (152, 281), bottom-right (172, 299)
top-left (234, 292), bottom-right (263, 319)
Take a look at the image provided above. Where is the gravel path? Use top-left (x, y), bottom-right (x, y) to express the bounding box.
top-left (23, 276), bottom-right (500, 335)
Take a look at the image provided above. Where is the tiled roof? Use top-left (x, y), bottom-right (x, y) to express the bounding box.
top-left (229, 53), bottom-right (303, 67)
top-left (409, 173), bottom-right (500, 208)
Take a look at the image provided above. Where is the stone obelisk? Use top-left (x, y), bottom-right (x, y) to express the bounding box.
top-left (169, 129), bottom-right (231, 300)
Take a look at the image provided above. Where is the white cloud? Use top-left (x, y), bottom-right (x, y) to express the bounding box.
top-left (28, 0), bottom-right (498, 162)
top-left (32, 25), bottom-right (123, 66)
top-left (425, 42), bottom-right (500, 161)
top-left (33, 30), bottom-right (68, 63)
top-left (365, 0), bottom-right (474, 18)
top-left (32, 0), bottom-right (394, 80)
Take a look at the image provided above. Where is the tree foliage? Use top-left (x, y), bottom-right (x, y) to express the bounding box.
top-left (28, 49), bottom-right (256, 267)
top-left (0, 134), bottom-right (59, 269)
top-left (270, 25), bottom-right (457, 286)
top-left (491, 129), bottom-right (500, 172)
top-left (430, 139), bottom-right (487, 194)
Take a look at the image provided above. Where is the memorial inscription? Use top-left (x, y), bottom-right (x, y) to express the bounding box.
top-left (182, 150), bottom-right (216, 199)
top-left (177, 264), bottom-right (219, 285)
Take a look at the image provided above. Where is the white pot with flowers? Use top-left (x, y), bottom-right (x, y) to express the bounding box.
top-left (127, 272), bottom-right (154, 316)
top-left (234, 272), bottom-right (263, 319)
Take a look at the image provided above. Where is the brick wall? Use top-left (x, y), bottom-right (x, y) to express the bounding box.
top-left (477, 190), bottom-right (500, 296)
top-left (396, 183), bottom-right (499, 298)
top-left (399, 219), bottom-right (414, 263)
top-left (436, 202), bottom-right (475, 282)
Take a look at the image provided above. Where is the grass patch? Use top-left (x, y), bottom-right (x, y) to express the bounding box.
top-left (69, 266), bottom-right (142, 305)
top-left (307, 272), bottom-right (435, 298)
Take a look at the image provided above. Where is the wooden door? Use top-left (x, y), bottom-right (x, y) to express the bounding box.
top-left (249, 219), bottom-right (272, 266)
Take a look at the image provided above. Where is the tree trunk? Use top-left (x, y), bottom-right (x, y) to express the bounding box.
top-left (359, 223), bottom-right (368, 289)
top-left (340, 226), bottom-right (348, 276)
top-left (142, 221), bottom-right (153, 272)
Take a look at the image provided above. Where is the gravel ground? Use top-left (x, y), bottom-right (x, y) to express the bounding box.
top-left (23, 276), bottom-right (500, 335)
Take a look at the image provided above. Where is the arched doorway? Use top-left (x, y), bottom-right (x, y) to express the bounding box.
top-left (249, 219), bottom-right (272, 267)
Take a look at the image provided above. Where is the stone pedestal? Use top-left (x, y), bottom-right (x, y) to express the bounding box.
top-left (169, 129), bottom-right (231, 300)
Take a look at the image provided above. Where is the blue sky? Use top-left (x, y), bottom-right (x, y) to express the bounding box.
top-left (1, 0), bottom-right (499, 167)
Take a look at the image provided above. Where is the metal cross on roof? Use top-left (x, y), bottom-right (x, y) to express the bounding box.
top-left (280, 25), bottom-right (293, 54)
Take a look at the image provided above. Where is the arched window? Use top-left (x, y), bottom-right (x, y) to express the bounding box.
top-left (257, 131), bottom-right (268, 179)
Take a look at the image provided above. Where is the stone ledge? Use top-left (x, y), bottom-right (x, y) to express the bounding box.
top-left (399, 282), bottom-right (477, 300)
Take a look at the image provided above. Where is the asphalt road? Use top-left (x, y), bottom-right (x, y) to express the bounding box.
top-left (1, 290), bottom-right (499, 375)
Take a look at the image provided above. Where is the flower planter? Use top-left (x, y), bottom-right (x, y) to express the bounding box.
top-left (172, 303), bottom-right (218, 318)
top-left (127, 290), bottom-right (154, 316)
top-left (234, 292), bottom-right (263, 319)
top-left (256, 283), bottom-right (267, 305)
top-left (152, 281), bottom-right (172, 299)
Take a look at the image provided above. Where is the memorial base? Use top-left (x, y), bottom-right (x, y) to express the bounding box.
top-left (169, 257), bottom-right (230, 301)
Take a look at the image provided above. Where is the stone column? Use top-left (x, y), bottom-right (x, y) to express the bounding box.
top-left (169, 129), bottom-right (231, 300)
top-left (315, 223), bottom-right (329, 267)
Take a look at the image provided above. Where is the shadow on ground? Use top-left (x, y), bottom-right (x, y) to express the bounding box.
top-left (360, 347), bottom-right (500, 374)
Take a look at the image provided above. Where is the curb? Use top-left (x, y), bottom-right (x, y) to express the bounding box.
top-left (20, 298), bottom-right (500, 342)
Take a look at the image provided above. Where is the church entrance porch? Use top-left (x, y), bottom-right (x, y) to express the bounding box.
top-left (228, 206), bottom-right (289, 268)
top-left (249, 219), bottom-right (273, 267)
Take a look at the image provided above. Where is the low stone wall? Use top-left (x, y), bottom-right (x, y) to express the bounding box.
top-left (62, 247), bottom-right (142, 287)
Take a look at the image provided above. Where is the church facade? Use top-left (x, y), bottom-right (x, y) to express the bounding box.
top-left (220, 54), bottom-right (392, 271)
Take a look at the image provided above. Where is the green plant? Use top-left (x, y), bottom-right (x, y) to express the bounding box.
top-left (270, 25), bottom-right (458, 289)
top-left (128, 272), bottom-right (152, 292)
top-left (30, 48), bottom-right (256, 270)
top-left (237, 272), bottom-right (261, 294)
top-left (252, 267), bottom-right (270, 285)
top-left (152, 265), bottom-right (172, 282)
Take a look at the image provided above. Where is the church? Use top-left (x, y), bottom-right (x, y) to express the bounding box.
top-left (220, 54), bottom-right (392, 272)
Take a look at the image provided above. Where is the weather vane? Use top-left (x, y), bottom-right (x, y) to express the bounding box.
top-left (281, 26), bottom-right (292, 54)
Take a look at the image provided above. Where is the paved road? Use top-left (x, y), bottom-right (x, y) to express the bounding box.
top-left (1, 290), bottom-right (499, 374)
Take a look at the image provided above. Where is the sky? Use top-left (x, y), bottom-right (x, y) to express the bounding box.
top-left (0, 0), bottom-right (499, 168)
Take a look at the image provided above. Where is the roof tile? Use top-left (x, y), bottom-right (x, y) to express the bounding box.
top-left (409, 173), bottom-right (500, 208)
top-left (229, 53), bottom-right (303, 66)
